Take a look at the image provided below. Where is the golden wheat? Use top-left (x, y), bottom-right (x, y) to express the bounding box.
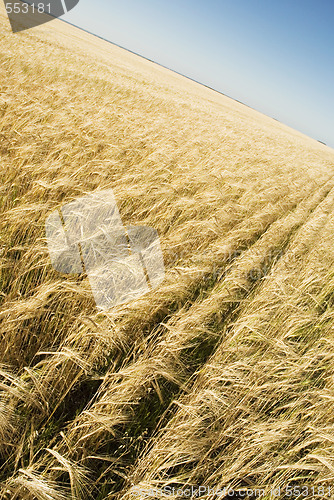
top-left (1, 4), bottom-right (334, 499)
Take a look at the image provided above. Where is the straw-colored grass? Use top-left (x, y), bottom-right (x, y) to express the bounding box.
top-left (1, 5), bottom-right (334, 499)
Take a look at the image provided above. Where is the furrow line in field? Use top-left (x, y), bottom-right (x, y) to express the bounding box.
top-left (116, 187), bottom-right (334, 500)
top-left (11, 178), bottom-right (334, 499)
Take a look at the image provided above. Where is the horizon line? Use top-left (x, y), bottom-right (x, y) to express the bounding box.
top-left (39, 13), bottom-right (331, 150)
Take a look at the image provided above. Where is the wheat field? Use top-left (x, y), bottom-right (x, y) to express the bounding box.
top-left (1, 5), bottom-right (334, 499)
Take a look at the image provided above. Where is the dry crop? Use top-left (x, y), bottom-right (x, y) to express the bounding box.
top-left (1, 6), bottom-right (334, 499)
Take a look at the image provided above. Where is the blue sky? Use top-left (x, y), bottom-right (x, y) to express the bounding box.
top-left (62, 0), bottom-right (334, 148)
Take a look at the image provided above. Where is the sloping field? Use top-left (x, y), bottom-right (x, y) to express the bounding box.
top-left (1, 5), bottom-right (334, 499)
